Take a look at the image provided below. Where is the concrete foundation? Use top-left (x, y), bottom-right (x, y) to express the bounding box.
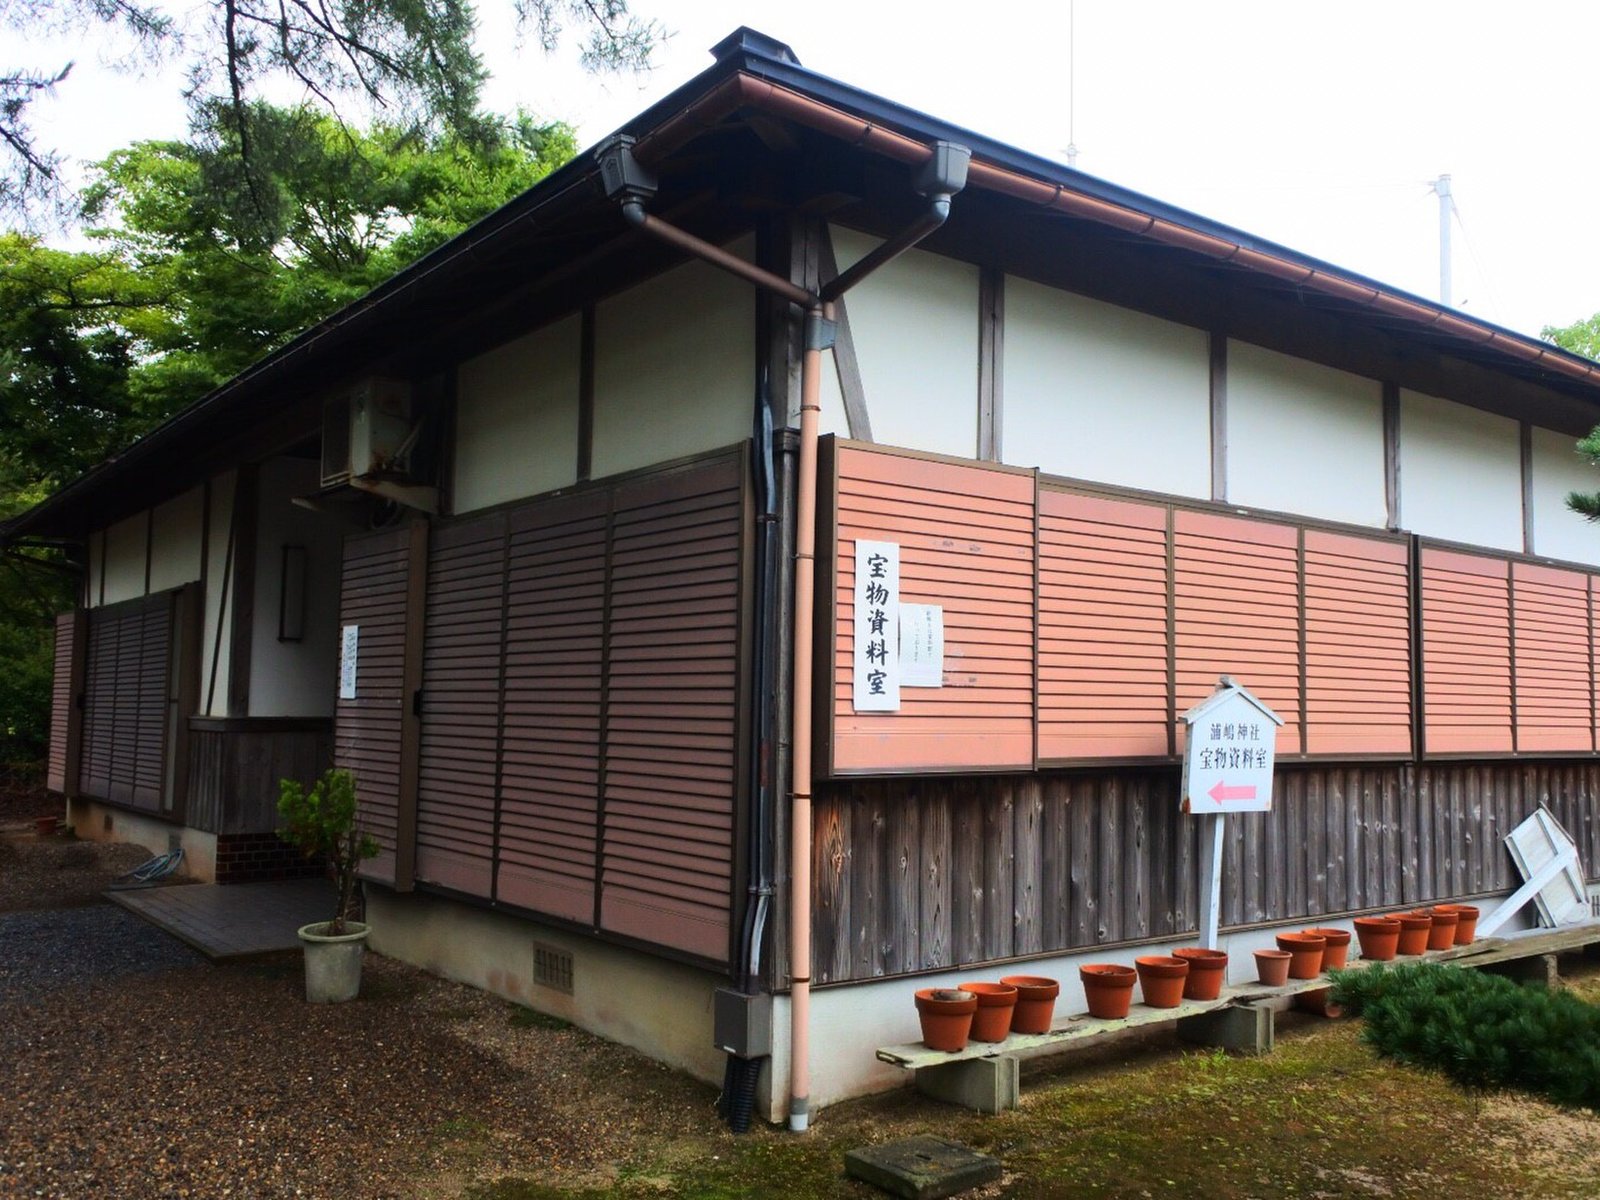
top-left (65, 797), bottom-right (217, 882)
top-left (1177, 1001), bottom-right (1276, 1054)
top-left (1482, 952), bottom-right (1559, 987)
top-left (914, 1055), bottom-right (1021, 1114)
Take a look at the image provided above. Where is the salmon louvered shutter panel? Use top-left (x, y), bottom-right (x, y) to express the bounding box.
top-left (1512, 562), bottom-right (1593, 753)
top-left (599, 457), bottom-right (743, 962)
top-left (497, 491), bottom-right (608, 923)
top-left (1037, 490), bottom-right (1169, 760)
top-left (77, 596), bottom-right (173, 811)
top-left (416, 513), bottom-right (506, 898)
top-left (79, 610), bottom-right (112, 799)
top-left (337, 527), bottom-right (410, 885)
top-left (1303, 531), bottom-right (1412, 755)
top-left (47, 612), bottom-right (82, 794)
top-left (830, 445), bottom-right (1036, 773)
top-left (1174, 510), bottom-right (1302, 753)
top-left (131, 597), bottom-right (171, 809)
top-left (1420, 548), bottom-right (1513, 754)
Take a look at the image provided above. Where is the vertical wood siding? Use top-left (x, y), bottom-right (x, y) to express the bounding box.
top-left (497, 491), bottom-right (608, 923)
top-left (1420, 548), bottom-right (1515, 754)
top-left (416, 514), bottom-right (506, 898)
top-left (1303, 531), bottom-right (1412, 754)
top-left (78, 594), bottom-right (174, 812)
top-left (1037, 491), bottom-right (1170, 760)
top-left (1512, 562), bottom-right (1593, 753)
top-left (336, 527), bottom-right (409, 884)
top-left (811, 761), bottom-right (1600, 983)
top-left (598, 459), bottom-right (744, 961)
top-left (186, 719), bottom-right (332, 833)
top-left (827, 445), bottom-right (1035, 774)
top-left (1174, 510), bottom-right (1303, 752)
top-left (47, 611), bottom-right (81, 794)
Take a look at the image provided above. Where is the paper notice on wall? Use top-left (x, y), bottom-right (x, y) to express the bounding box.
top-left (339, 624), bottom-right (359, 700)
top-left (900, 604), bottom-right (944, 687)
top-left (852, 540), bottom-right (900, 711)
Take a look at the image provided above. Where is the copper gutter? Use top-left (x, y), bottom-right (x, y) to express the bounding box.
top-left (634, 71), bottom-right (1600, 388)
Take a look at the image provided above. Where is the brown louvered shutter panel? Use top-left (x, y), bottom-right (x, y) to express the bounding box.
top-left (416, 513), bottom-right (505, 898)
top-left (498, 491), bottom-right (608, 923)
top-left (829, 445), bottom-right (1036, 773)
top-left (1303, 531), bottom-right (1412, 755)
top-left (337, 527), bottom-right (410, 884)
top-left (599, 456), bottom-right (743, 962)
top-left (1513, 561), bottom-right (1593, 753)
top-left (1420, 547), bottom-right (1513, 754)
top-left (1037, 489), bottom-right (1170, 761)
top-left (1174, 510), bottom-right (1302, 753)
top-left (47, 612), bottom-right (83, 794)
top-left (78, 596), bottom-right (173, 811)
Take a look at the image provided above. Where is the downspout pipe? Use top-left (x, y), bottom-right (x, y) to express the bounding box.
top-left (595, 133), bottom-right (970, 1133)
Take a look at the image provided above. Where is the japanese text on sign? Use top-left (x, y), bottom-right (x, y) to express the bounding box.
top-left (852, 540), bottom-right (900, 711)
top-left (900, 603), bottom-right (944, 688)
top-left (338, 624), bottom-right (359, 700)
top-left (1180, 684), bottom-right (1280, 814)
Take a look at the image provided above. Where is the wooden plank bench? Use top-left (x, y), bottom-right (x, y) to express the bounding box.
top-left (876, 921), bottom-right (1600, 1113)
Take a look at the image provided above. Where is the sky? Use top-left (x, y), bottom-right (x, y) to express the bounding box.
top-left (23, 1), bottom-right (1600, 339)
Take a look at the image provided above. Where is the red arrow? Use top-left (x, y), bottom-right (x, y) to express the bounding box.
top-left (1208, 780), bottom-right (1257, 803)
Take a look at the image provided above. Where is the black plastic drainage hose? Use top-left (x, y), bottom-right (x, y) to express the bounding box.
top-left (727, 1056), bottom-right (761, 1134)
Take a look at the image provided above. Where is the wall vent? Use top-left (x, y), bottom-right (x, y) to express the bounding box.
top-left (1591, 894), bottom-right (1600, 919)
top-left (533, 943), bottom-right (574, 994)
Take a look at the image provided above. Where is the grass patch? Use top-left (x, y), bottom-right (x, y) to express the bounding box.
top-left (508, 1005), bottom-right (571, 1032)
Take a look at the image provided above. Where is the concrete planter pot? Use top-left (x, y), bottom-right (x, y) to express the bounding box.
top-left (298, 921), bottom-right (370, 1003)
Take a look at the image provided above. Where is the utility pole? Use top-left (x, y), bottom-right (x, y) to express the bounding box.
top-left (1432, 174), bottom-right (1453, 306)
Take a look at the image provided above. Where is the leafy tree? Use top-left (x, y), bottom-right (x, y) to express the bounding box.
top-left (1540, 313), bottom-right (1600, 520)
top-left (1, 0), bottom-right (657, 222)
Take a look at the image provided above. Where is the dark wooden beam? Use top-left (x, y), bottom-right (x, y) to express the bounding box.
top-left (978, 268), bottom-right (1004, 461)
top-left (225, 464), bottom-right (259, 718)
top-left (1209, 334), bottom-right (1228, 502)
top-left (1384, 382), bottom-right (1401, 531)
top-left (1521, 421), bottom-right (1535, 555)
top-left (818, 225), bottom-right (872, 440)
top-left (578, 305), bottom-right (596, 483)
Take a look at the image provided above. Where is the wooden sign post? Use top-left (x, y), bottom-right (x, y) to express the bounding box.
top-left (1181, 678), bottom-right (1283, 949)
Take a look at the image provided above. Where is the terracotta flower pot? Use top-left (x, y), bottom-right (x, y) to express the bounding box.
top-left (1354, 916), bottom-right (1401, 961)
top-left (1276, 932), bottom-right (1327, 979)
top-left (1437, 904), bottom-right (1479, 945)
top-left (1080, 964), bottom-right (1137, 1020)
top-left (1294, 987), bottom-right (1346, 1019)
top-left (960, 981), bottom-right (1019, 1042)
top-left (1425, 908), bottom-right (1459, 951)
top-left (1000, 975), bottom-right (1060, 1034)
top-left (914, 988), bottom-right (977, 1052)
top-left (1172, 948), bottom-right (1229, 1000)
top-left (34, 815), bottom-right (59, 837)
top-left (1135, 955), bottom-right (1190, 1009)
top-left (1394, 912), bottom-right (1432, 956)
top-left (1304, 928), bottom-right (1351, 970)
top-left (1254, 949), bottom-right (1292, 986)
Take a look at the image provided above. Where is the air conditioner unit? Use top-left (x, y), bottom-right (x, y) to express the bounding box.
top-left (320, 378), bottom-right (414, 488)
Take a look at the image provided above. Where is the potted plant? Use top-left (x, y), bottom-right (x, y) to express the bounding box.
top-left (277, 768), bottom-right (378, 1003)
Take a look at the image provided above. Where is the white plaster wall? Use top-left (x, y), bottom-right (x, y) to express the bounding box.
top-left (1003, 276), bottom-right (1211, 496)
top-left (66, 796), bottom-right (218, 881)
top-left (832, 226), bottom-right (979, 458)
top-left (454, 314), bottom-right (581, 512)
top-left (248, 457), bottom-right (343, 717)
top-left (201, 471), bottom-right (236, 717)
top-left (147, 486), bottom-right (205, 592)
top-left (1226, 340), bottom-right (1385, 526)
top-left (1530, 425), bottom-right (1600, 566)
top-left (98, 513), bottom-right (148, 605)
top-left (817, 344), bottom-right (851, 438)
top-left (1399, 389), bottom-right (1522, 551)
top-left (592, 238), bottom-right (755, 479)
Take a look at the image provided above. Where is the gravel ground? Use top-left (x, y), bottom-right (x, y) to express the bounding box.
top-left (0, 838), bottom-right (158, 913)
top-left (0, 942), bottom-right (723, 1199)
top-left (0, 905), bottom-right (201, 1005)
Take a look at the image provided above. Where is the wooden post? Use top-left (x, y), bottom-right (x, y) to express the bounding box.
top-left (1198, 813), bottom-right (1225, 949)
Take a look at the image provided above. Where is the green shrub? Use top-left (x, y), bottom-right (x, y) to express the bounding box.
top-left (1329, 962), bottom-right (1600, 1109)
top-left (277, 768), bottom-right (378, 934)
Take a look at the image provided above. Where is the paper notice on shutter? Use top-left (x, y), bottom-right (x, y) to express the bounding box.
top-left (339, 624), bottom-right (359, 700)
top-left (900, 603), bottom-right (944, 687)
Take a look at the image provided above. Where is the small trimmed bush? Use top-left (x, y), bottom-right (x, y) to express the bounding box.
top-left (1329, 961), bottom-right (1600, 1109)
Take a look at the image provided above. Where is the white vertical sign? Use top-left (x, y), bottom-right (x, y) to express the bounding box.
top-left (338, 624), bottom-right (360, 700)
top-left (853, 540), bottom-right (900, 712)
top-left (900, 603), bottom-right (944, 688)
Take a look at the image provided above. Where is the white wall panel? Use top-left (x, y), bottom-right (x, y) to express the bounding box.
top-left (147, 487), bottom-right (205, 592)
top-left (201, 471), bottom-right (236, 716)
top-left (99, 513), bottom-right (148, 605)
top-left (1226, 341), bottom-right (1385, 526)
top-left (454, 315), bottom-right (580, 512)
top-left (1531, 425), bottom-right (1600, 566)
top-left (593, 240), bottom-right (754, 479)
top-left (248, 458), bottom-right (343, 717)
top-left (1003, 277), bottom-right (1210, 496)
top-left (832, 227), bottom-right (979, 458)
top-left (1399, 389), bottom-right (1522, 551)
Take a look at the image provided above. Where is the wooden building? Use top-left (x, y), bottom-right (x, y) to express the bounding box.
top-left (14, 28), bottom-right (1600, 1123)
